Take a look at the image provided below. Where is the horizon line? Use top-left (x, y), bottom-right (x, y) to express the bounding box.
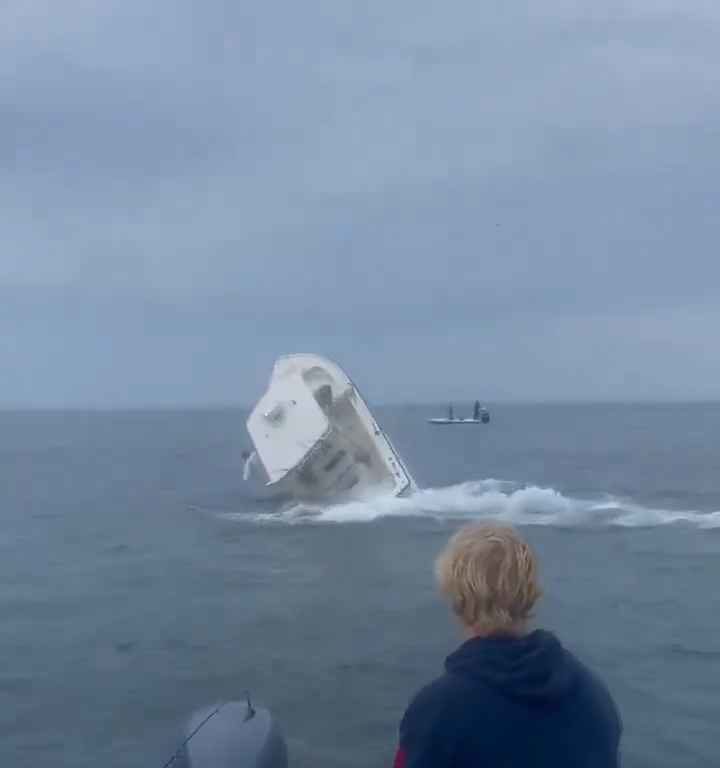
top-left (2, 398), bottom-right (719, 412)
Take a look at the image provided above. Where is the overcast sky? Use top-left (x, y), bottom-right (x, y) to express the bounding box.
top-left (2, 0), bottom-right (719, 406)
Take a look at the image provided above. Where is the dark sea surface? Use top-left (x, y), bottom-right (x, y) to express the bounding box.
top-left (1, 404), bottom-right (719, 767)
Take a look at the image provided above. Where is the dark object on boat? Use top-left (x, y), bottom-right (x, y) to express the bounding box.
top-left (474, 400), bottom-right (490, 423)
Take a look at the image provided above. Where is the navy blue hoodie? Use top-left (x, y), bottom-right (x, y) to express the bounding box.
top-left (394, 630), bottom-right (621, 768)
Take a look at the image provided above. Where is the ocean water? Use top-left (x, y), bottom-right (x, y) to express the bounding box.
top-left (1, 404), bottom-right (719, 767)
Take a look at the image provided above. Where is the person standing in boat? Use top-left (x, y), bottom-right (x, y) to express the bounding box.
top-left (392, 523), bottom-right (622, 768)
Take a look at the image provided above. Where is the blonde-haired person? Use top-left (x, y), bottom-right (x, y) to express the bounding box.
top-left (393, 523), bottom-right (622, 768)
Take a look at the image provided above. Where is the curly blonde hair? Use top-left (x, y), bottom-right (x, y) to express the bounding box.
top-left (435, 523), bottom-right (542, 634)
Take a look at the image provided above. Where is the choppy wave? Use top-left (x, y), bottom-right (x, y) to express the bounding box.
top-left (241, 479), bottom-right (720, 529)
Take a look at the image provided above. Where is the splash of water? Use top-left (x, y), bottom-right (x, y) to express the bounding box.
top-left (243, 479), bottom-right (720, 529)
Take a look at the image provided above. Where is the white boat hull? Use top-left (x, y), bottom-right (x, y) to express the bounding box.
top-left (427, 418), bottom-right (484, 424)
top-left (244, 355), bottom-right (416, 502)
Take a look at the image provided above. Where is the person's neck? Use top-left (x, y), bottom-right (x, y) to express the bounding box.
top-left (465, 622), bottom-right (527, 640)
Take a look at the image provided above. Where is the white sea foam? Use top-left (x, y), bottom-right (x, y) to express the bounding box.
top-left (243, 479), bottom-right (720, 529)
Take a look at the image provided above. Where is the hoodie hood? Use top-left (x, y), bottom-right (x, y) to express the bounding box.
top-left (445, 629), bottom-right (578, 704)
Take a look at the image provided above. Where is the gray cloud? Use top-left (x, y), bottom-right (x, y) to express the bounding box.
top-left (1, 0), bottom-right (719, 405)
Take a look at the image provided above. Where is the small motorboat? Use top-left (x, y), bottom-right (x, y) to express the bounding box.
top-left (164, 695), bottom-right (287, 768)
top-left (242, 354), bottom-right (416, 502)
top-left (428, 401), bottom-right (490, 425)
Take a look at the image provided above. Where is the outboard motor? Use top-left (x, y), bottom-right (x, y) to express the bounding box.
top-left (164, 698), bottom-right (287, 768)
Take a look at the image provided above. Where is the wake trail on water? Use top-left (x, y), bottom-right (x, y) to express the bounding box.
top-left (243, 479), bottom-right (720, 529)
